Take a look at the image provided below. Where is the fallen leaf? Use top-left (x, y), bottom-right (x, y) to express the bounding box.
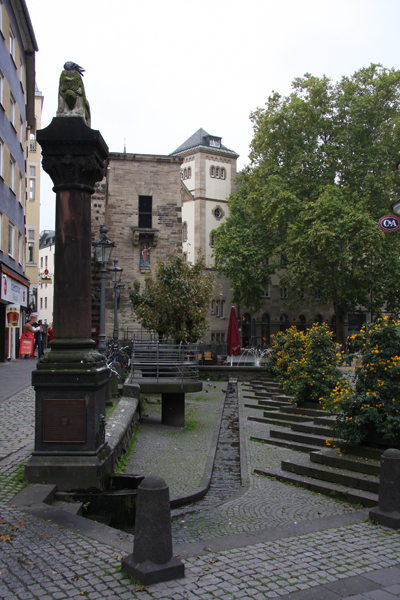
top-left (79, 590), bottom-right (88, 596)
top-left (203, 547), bottom-right (212, 552)
top-left (114, 554), bottom-right (123, 561)
top-left (72, 575), bottom-right (80, 581)
top-left (39, 534), bottom-right (52, 539)
top-left (209, 558), bottom-right (218, 564)
top-left (0, 519), bottom-right (7, 524)
top-left (135, 584), bottom-right (148, 592)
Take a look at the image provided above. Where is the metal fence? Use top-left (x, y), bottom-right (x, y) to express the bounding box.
top-left (129, 341), bottom-right (200, 383)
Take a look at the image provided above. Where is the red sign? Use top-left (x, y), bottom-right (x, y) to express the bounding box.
top-left (19, 337), bottom-right (34, 359)
top-left (44, 269), bottom-right (49, 275)
top-left (379, 216), bottom-right (400, 232)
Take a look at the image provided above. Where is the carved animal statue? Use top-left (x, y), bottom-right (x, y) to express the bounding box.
top-left (56, 64), bottom-right (91, 126)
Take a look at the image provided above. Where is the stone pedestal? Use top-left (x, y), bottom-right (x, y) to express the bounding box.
top-left (370, 448), bottom-right (400, 528)
top-left (25, 116), bottom-right (111, 492)
top-left (161, 392), bottom-right (185, 427)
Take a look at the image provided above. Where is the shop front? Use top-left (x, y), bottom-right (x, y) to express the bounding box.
top-left (0, 268), bottom-right (29, 361)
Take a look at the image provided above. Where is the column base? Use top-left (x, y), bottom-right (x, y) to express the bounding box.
top-left (161, 392), bottom-right (185, 427)
top-left (25, 443), bottom-right (113, 492)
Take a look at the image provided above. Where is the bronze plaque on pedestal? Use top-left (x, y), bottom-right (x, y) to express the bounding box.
top-left (43, 399), bottom-right (87, 443)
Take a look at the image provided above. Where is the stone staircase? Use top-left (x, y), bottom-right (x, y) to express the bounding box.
top-left (244, 379), bottom-right (382, 507)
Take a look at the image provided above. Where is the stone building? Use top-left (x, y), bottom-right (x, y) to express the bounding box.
top-left (37, 229), bottom-right (54, 325)
top-left (0, 0), bottom-right (38, 361)
top-left (25, 82), bottom-right (43, 315)
top-left (91, 151), bottom-right (184, 342)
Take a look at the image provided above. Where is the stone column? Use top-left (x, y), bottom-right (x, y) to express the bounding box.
top-left (25, 116), bottom-right (112, 492)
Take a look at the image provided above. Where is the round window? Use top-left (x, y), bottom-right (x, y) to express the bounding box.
top-left (214, 207), bottom-right (222, 219)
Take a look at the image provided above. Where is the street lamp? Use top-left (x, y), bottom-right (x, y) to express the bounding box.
top-left (109, 257), bottom-right (123, 341)
top-left (92, 225), bottom-right (114, 354)
top-left (391, 199), bottom-right (400, 215)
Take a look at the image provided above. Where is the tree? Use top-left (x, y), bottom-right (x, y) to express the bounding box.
top-left (129, 251), bottom-right (215, 343)
top-left (214, 65), bottom-right (400, 345)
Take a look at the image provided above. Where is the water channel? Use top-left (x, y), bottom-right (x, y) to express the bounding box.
top-left (171, 379), bottom-right (242, 518)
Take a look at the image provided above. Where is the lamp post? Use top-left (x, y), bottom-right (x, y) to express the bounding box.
top-left (109, 258), bottom-right (123, 341)
top-left (92, 225), bottom-right (115, 354)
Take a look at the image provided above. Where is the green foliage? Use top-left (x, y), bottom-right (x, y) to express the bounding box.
top-left (114, 424), bottom-right (139, 474)
top-left (323, 317), bottom-right (400, 445)
top-left (266, 324), bottom-right (341, 404)
top-left (214, 65), bottom-right (400, 343)
top-left (263, 327), bottom-right (305, 380)
top-left (129, 251), bottom-right (215, 343)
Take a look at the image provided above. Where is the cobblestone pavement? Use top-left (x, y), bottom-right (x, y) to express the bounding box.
top-left (1, 364), bottom-right (400, 599)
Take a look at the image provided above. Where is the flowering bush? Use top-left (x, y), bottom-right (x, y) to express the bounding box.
top-left (264, 323), bottom-right (341, 404)
top-left (263, 327), bottom-right (305, 379)
top-left (323, 317), bottom-right (400, 445)
top-left (282, 323), bottom-right (342, 403)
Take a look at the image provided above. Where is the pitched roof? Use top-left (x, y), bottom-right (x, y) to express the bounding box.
top-left (171, 128), bottom-right (238, 156)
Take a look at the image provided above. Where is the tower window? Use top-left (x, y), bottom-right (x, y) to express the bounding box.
top-left (138, 195), bottom-right (152, 228)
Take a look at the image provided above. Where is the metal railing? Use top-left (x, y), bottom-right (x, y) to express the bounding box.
top-left (129, 341), bottom-right (200, 383)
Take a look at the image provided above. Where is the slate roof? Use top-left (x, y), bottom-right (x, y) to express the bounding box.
top-left (171, 128), bottom-right (238, 156)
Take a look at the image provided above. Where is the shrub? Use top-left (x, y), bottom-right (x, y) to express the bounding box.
top-left (323, 317), bottom-right (400, 445)
top-left (263, 327), bottom-right (305, 380)
top-left (264, 323), bottom-right (341, 404)
top-left (282, 323), bottom-right (342, 403)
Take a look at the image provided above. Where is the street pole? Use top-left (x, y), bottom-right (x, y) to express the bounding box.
top-left (99, 264), bottom-right (107, 354)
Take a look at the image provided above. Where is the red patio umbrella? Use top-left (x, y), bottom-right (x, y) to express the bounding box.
top-left (227, 306), bottom-right (241, 357)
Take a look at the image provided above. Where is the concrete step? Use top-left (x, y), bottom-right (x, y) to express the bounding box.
top-left (258, 400), bottom-right (292, 409)
top-left (250, 435), bottom-right (318, 454)
top-left (314, 416), bottom-right (337, 427)
top-left (254, 466), bottom-right (378, 508)
top-left (244, 401), bottom-right (291, 411)
top-left (270, 427), bottom-right (331, 448)
top-left (53, 500), bottom-right (83, 516)
top-left (291, 422), bottom-right (335, 437)
top-left (284, 406), bottom-right (326, 418)
top-left (248, 416), bottom-right (292, 428)
top-left (270, 394), bottom-right (294, 402)
top-left (281, 455), bottom-right (380, 494)
top-left (310, 449), bottom-right (381, 477)
top-left (265, 412), bottom-right (312, 423)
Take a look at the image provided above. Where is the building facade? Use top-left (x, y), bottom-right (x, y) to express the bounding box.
top-left (0, 0), bottom-right (37, 361)
top-left (37, 229), bottom-right (54, 325)
top-left (91, 152), bottom-right (184, 341)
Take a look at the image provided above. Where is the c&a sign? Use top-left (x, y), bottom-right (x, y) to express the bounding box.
top-left (379, 216), bottom-right (400, 232)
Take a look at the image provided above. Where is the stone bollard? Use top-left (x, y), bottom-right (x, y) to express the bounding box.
top-left (369, 448), bottom-right (400, 529)
top-left (121, 475), bottom-right (184, 585)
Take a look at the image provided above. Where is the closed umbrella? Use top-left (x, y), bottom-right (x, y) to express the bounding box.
top-left (227, 306), bottom-right (241, 366)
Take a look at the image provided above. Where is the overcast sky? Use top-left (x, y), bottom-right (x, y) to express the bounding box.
top-left (26, 0), bottom-right (400, 231)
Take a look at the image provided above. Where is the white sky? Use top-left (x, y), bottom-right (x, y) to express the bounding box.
top-left (26, 0), bottom-right (400, 231)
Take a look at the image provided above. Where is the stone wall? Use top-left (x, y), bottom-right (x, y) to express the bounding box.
top-left (91, 153), bottom-right (184, 342)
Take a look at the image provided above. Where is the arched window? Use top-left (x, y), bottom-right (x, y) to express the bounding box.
top-left (297, 314), bottom-right (306, 332)
top-left (216, 300), bottom-right (220, 317)
top-left (261, 313), bottom-right (270, 348)
top-left (211, 300), bottom-right (215, 315)
top-left (216, 167), bottom-right (220, 178)
top-left (315, 314), bottom-right (323, 324)
top-left (280, 314), bottom-right (290, 332)
top-left (188, 167), bottom-right (191, 178)
top-left (183, 222), bottom-right (187, 242)
top-left (220, 300), bottom-right (225, 318)
top-left (221, 168), bottom-right (225, 179)
top-left (184, 168), bottom-right (187, 179)
top-left (242, 313), bottom-right (251, 348)
top-left (210, 166), bottom-right (215, 178)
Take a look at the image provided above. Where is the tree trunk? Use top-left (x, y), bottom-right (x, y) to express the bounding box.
top-left (334, 306), bottom-right (346, 348)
